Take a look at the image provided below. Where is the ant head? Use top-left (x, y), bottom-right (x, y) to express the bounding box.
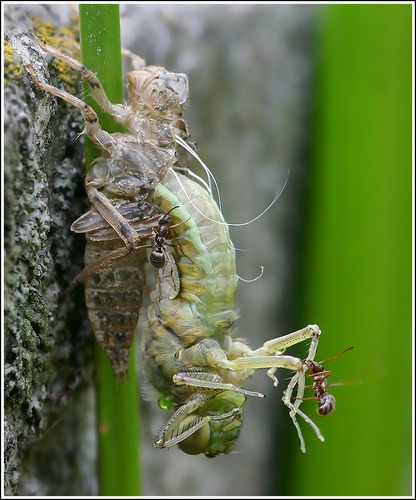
top-left (158, 206), bottom-right (180, 225)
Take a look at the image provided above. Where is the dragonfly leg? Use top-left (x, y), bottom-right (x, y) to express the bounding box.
top-left (85, 186), bottom-right (147, 247)
top-left (154, 393), bottom-right (211, 449)
top-left (24, 62), bottom-right (115, 153)
top-left (172, 372), bottom-right (264, 398)
top-left (67, 242), bottom-right (153, 292)
top-left (251, 324), bottom-right (321, 357)
top-left (31, 32), bottom-right (133, 126)
top-left (121, 48), bottom-right (146, 70)
top-left (214, 325), bottom-right (324, 452)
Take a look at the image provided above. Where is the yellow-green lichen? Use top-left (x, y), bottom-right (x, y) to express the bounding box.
top-left (4, 38), bottom-right (23, 80)
top-left (30, 17), bottom-right (81, 95)
top-left (5, 17), bottom-right (81, 95)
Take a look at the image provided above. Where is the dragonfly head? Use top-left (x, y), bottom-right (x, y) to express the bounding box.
top-left (178, 391), bottom-right (246, 457)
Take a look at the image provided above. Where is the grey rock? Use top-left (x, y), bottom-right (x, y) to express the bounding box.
top-left (4, 5), bottom-right (96, 496)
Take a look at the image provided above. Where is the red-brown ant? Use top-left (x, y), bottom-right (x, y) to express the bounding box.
top-left (301, 346), bottom-right (354, 416)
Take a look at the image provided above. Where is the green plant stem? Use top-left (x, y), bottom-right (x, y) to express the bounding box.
top-left (79, 5), bottom-right (142, 495)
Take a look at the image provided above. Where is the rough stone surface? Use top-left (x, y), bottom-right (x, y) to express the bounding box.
top-left (4, 5), bottom-right (96, 496)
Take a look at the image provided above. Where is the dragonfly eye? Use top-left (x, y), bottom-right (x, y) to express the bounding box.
top-left (177, 417), bottom-right (211, 456)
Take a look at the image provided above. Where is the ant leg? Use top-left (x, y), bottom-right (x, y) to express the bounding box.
top-left (166, 214), bottom-right (195, 263)
top-left (166, 241), bottom-right (195, 264)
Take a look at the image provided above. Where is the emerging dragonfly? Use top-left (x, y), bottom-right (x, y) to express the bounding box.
top-left (18, 31), bottom-right (346, 455)
top-left (142, 170), bottom-right (336, 456)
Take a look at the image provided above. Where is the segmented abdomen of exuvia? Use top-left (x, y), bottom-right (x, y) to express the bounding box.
top-left (152, 170), bottom-right (238, 343)
top-left (72, 200), bottom-right (161, 379)
top-left (83, 237), bottom-right (147, 379)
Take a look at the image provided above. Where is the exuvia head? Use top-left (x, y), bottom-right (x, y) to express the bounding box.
top-left (127, 66), bottom-right (189, 115)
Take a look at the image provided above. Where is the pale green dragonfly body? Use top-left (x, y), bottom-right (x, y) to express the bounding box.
top-left (143, 171), bottom-right (327, 456)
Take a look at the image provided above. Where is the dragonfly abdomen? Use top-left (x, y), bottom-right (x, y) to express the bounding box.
top-left (151, 171), bottom-right (238, 343)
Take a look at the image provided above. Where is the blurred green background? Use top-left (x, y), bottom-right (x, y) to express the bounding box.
top-left (286, 4), bottom-right (412, 496)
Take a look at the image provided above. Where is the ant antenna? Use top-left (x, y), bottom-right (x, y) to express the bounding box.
top-left (319, 346), bottom-right (354, 364)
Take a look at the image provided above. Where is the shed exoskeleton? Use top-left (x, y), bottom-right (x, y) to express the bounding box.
top-left (24, 33), bottom-right (192, 378)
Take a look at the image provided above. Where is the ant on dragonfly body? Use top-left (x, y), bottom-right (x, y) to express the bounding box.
top-left (148, 206), bottom-right (191, 269)
top-left (149, 207), bottom-right (179, 268)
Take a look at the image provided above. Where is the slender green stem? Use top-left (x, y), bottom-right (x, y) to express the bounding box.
top-left (79, 5), bottom-right (142, 495)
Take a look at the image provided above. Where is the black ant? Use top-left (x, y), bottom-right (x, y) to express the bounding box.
top-left (67, 206), bottom-right (189, 292)
top-left (149, 206), bottom-right (179, 268)
top-left (148, 206), bottom-right (191, 269)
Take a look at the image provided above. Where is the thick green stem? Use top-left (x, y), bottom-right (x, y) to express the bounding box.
top-left (287, 4), bottom-right (412, 496)
top-left (79, 5), bottom-right (142, 495)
